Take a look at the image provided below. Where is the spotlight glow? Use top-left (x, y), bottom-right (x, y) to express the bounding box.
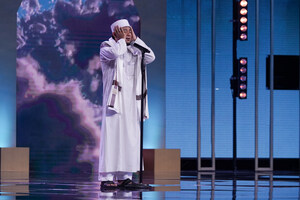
top-left (240, 76), bottom-right (247, 81)
top-left (240, 25), bottom-right (247, 32)
top-left (240, 59), bottom-right (247, 65)
top-left (240, 84), bottom-right (247, 90)
top-left (239, 92), bottom-right (247, 98)
top-left (240, 67), bottom-right (247, 73)
top-left (240, 34), bottom-right (247, 40)
top-left (240, 17), bottom-right (248, 23)
top-left (240, 8), bottom-right (248, 15)
top-left (240, 0), bottom-right (248, 7)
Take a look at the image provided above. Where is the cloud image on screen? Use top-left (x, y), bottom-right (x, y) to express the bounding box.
top-left (16, 0), bottom-right (140, 173)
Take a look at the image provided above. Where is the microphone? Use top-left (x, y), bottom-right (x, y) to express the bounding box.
top-left (131, 42), bottom-right (150, 53)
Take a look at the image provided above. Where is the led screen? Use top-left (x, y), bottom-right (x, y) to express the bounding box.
top-left (16, 0), bottom-right (140, 173)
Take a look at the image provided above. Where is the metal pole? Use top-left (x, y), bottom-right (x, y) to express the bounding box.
top-left (232, 0), bottom-right (238, 173)
top-left (233, 97), bottom-right (237, 172)
top-left (211, 0), bottom-right (216, 170)
top-left (139, 54), bottom-right (145, 183)
top-left (232, 177), bottom-right (237, 200)
top-left (299, 2), bottom-right (300, 168)
top-left (197, 0), bottom-right (202, 171)
top-left (256, 0), bottom-right (274, 172)
top-left (199, 0), bottom-right (215, 171)
top-left (255, 0), bottom-right (259, 171)
top-left (298, 0), bottom-right (300, 170)
top-left (270, 0), bottom-right (274, 170)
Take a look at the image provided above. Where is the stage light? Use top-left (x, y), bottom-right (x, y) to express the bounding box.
top-left (240, 58), bottom-right (247, 65)
top-left (240, 34), bottom-right (247, 40)
top-left (240, 84), bottom-right (247, 90)
top-left (237, 0), bottom-right (248, 41)
top-left (240, 67), bottom-right (247, 73)
top-left (240, 76), bottom-right (247, 81)
top-left (239, 92), bottom-right (247, 98)
top-left (240, 0), bottom-right (248, 7)
top-left (240, 8), bottom-right (247, 15)
top-left (240, 25), bottom-right (247, 32)
top-left (240, 17), bottom-right (247, 23)
top-left (237, 57), bottom-right (248, 99)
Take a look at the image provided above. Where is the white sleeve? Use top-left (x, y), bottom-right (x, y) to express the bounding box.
top-left (133, 37), bottom-right (155, 65)
top-left (100, 39), bottom-right (127, 62)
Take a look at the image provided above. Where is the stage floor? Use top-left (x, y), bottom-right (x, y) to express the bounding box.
top-left (0, 171), bottom-right (299, 199)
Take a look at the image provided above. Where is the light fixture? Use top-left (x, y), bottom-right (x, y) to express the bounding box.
top-left (240, 8), bottom-right (248, 15)
top-left (240, 34), bottom-right (247, 40)
top-left (239, 92), bottom-right (247, 98)
top-left (237, 57), bottom-right (248, 99)
top-left (237, 1), bottom-right (248, 41)
top-left (240, 0), bottom-right (248, 7)
top-left (240, 17), bottom-right (248, 23)
top-left (240, 25), bottom-right (247, 32)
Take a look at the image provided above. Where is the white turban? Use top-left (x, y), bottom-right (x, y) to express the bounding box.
top-left (110, 19), bottom-right (130, 33)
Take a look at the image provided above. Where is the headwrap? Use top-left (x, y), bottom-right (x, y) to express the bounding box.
top-left (110, 19), bottom-right (130, 33)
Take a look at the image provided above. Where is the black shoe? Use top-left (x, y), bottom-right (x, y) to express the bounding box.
top-left (118, 178), bottom-right (152, 190)
top-left (100, 181), bottom-right (118, 192)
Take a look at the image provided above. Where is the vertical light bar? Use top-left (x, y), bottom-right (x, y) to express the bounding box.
top-left (238, 0), bottom-right (248, 41)
top-left (237, 58), bottom-right (248, 99)
top-left (197, 0), bottom-right (202, 170)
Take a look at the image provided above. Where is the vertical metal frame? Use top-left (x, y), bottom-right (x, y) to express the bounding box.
top-left (196, 0), bottom-right (202, 170)
top-left (254, 0), bottom-right (260, 171)
top-left (255, 0), bottom-right (274, 171)
top-left (210, 0), bottom-right (216, 171)
top-left (269, 0), bottom-right (274, 171)
top-left (299, 9), bottom-right (300, 175)
top-left (197, 0), bottom-right (216, 171)
top-left (197, 172), bottom-right (215, 199)
top-left (254, 172), bottom-right (274, 199)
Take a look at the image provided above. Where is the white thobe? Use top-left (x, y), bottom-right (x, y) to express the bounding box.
top-left (99, 37), bottom-right (155, 174)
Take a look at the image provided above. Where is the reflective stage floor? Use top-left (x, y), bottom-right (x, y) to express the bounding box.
top-left (0, 171), bottom-right (299, 199)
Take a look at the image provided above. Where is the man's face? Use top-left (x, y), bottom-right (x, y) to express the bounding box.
top-left (121, 26), bottom-right (132, 44)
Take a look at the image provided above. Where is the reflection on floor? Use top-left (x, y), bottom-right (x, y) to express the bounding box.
top-left (0, 171), bottom-right (299, 199)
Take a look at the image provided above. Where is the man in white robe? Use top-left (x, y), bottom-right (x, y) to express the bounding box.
top-left (99, 19), bottom-right (155, 189)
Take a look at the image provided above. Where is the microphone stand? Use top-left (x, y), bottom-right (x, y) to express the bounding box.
top-left (139, 50), bottom-right (146, 184)
top-left (131, 41), bottom-right (150, 184)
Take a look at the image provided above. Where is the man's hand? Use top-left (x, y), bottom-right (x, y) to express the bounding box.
top-left (130, 26), bottom-right (137, 42)
top-left (113, 26), bottom-right (126, 41)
